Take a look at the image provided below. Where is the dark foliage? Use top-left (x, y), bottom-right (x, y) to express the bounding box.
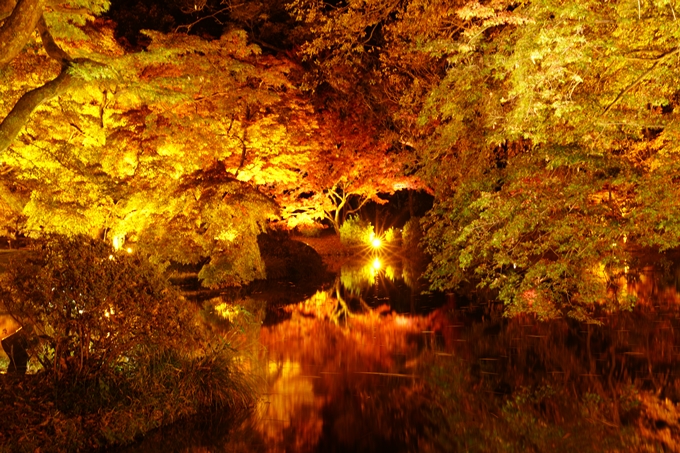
top-left (0, 235), bottom-right (195, 383)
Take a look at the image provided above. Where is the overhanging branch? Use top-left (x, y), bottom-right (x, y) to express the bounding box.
top-left (603, 47), bottom-right (680, 115)
top-left (0, 66), bottom-right (81, 154)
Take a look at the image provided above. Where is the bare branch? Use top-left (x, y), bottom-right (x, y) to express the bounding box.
top-left (345, 196), bottom-right (371, 215)
top-left (603, 47), bottom-right (680, 115)
top-left (174, 6), bottom-right (230, 34)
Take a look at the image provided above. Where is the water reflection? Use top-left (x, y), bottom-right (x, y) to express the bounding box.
top-left (119, 252), bottom-right (680, 452)
top-left (258, 289), bottom-right (441, 452)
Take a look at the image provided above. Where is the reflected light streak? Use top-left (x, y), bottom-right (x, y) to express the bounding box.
top-left (395, 315), bottom-right (411, 327)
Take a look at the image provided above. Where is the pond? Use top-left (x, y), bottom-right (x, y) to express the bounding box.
top-left (120, 247), bottom-right (680, 452)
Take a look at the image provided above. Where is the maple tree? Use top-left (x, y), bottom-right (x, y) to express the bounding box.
top-left (273, 100), bottom-right (425, 233)
top-left (290, 0), bottom-right (680, 319)
top-left (413, 0), bottom-right (680, 320)
top-left (0, 0), bottom-right (424, 287)
top-left (0, 3), bottom-right (290, 286)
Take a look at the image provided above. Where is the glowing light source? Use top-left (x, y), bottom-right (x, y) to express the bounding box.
top-left (372, 257), bottom-right (382, 271)
top-left (126, 247), bottom-right (133, 254)
top-left (112, 235), bottom-right (124, 250)
top-left (369, 232), bottom-right (382, 249)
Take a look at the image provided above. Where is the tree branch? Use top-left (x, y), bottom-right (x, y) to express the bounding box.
top-left (0, 0), bottom-right (45, 66)
top-left (0, 66), bottom-right (81, 154)
top-left (233, 130), bottom-right (247, 177)
top-left (174, 6), bottom-right (230, 34)
top-left (345, 195), bottom-right (370, 215)
top-left (603, 47), bottom-right (680, 115)
top-left (37, 14), bottom-right (70, 65)
top-left (0, 0), bottom-right (17, 22)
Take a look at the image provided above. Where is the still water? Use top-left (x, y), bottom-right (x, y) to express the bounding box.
top-left (122, 251), bottom-right (680, 452)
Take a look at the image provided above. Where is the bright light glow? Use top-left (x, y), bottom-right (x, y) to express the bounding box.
top-left (372, 257), bottom-right (382, 271)
top-left (126, 247), bottom-right (133, 254)
top-left (108, 254), bottom-right (114, 260)
top-left (395, 316), bottom-right (411, 326)
top-left (112, 235), bottom-right (124, 250)
top-left (369, 231), bottom-right (382, 249)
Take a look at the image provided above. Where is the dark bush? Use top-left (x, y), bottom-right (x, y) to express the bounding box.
top-left (0, 235), bottom-right (195, 383)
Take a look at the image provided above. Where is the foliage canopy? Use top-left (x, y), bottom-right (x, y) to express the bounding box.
top-left (288, 0), bottom-right (680, 319)
top-left (3, 0), bottom-right (680, 317)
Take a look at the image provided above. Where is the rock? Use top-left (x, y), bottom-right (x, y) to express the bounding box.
top-left (1, 328), bottom-right (28, 374)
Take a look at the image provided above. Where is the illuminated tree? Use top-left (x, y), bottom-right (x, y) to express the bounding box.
top-left (0, 0), bottom-right (427, 286)
top-left (0, 1), bottom-right (307, 286)
top-left (412, 0), bottom-right (680, 320)
top-left (1, 19), bottom-right (273, 285)
top-left (273, 103), bottom-right (425, 233)
top-left (288, 0), bottom-right (680, 319)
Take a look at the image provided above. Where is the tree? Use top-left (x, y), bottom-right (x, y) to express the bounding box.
top-left (411, 0), bottom-right (680, 320)
top-left (1, 0), bottom-right (427, 285)
top-left (273, 100), bottom-right (426, 233)
top-left (0, 1), bottom-right (301, 286)
top-left (287, 0), bottom-right (680, 319)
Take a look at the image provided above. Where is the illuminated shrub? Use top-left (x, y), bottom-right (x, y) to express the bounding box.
top-left (339, 215), bottom-right (374, 247)
top-left (383, 226), bottom-right (401, 244)
top-left (0, 236), bottom-right (261, 451)
top-left (0, 235), bottom-right (195, 381)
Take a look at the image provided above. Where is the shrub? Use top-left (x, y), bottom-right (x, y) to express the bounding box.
top-left (0, 235), bottom-right (196, 383)
top-left (383, 226), bottom-right (401, 244)
top-left (296, 222), bottom-right (326, 237)
top-left (339, 215), bottom-right (374, 247)
top-left (0, 235), bottom-right (263, 452)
